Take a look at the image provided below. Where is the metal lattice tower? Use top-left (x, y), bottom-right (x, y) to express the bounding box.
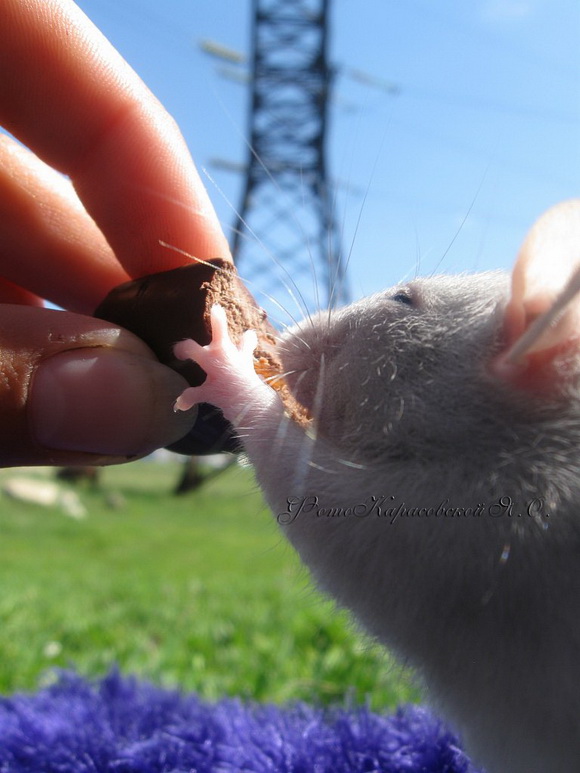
top-left (232, 0), bottom-right (349, 324)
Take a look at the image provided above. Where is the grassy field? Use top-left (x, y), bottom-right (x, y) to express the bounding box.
top-left (0, 458), bottom-right (419, 709)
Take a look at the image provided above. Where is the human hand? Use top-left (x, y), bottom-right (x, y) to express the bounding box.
top-left (0, 0), bottom-right (232, 467)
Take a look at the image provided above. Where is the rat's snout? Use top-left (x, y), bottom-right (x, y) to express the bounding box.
top-left (277, 339), bottom-right (320, 413)
top-left (277, 320), bottom-right (338, 414)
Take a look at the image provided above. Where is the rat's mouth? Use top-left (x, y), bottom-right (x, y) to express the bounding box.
top-left (254, 356), bottom-right (313, 429)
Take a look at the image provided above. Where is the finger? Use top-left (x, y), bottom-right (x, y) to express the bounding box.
top-left (241, 330), bottom-right (259, 357)
top-left (0, 276), bottom-right (44, 307)
top-left (173, 338), bottom-right (205, 363)
top-left (174, 387), bottom-right (205, 413)
top-left (0, 305), bottom-right (195, 467)
top-left (208, 305), bottom-right (231, 348)
top-left (0, 0), bottom-right (231, 283)
top-left (0, 135), bottom-right (129, 313)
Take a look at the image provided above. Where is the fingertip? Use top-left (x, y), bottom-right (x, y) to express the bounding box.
top-left (174, 338), bottom-right (202, 362)
top-left (174, 387), bottom-right (200, 413)
top-left (242, 329), bottom-right (258, 355)
top-left (29, 348), bottom-right (195, 458)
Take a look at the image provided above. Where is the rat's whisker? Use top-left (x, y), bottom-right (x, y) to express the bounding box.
top-left (158, 239), bottom-right (304, 332)
top-left (429, 164), bottom-right (490, 277)
top-left (202, 166), bottom-right (314, 325)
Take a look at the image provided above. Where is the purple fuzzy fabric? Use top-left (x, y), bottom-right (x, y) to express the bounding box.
top-left (0, 671), bottom-right (484, 772)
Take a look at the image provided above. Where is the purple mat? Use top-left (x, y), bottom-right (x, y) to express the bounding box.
top-left (0, 671), bottom-right (483, 772)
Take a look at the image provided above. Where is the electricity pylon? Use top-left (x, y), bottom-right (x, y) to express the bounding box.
top-left (232, 0), bottom-right (349, 324)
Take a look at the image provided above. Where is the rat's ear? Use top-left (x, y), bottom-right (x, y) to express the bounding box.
top-left (494, 200), bottom-right (580, 379)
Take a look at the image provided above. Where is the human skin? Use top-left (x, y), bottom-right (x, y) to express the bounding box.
top-left (0, 0), bottom-right (232, 467)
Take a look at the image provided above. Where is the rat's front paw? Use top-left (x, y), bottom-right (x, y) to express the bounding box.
top-left (173, 304), bottom-right (261, 414)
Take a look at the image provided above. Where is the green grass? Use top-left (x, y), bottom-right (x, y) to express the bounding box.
top-left (0, 459), bottom-right (418, 709)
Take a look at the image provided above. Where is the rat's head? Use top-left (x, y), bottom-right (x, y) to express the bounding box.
top-left (280, 272), bottom-right (512, 464)
top-left (280, 266), bottom-right (580, 473)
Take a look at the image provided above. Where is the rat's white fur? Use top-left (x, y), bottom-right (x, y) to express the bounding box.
top-left (176, 270), bottom-right (580, 773)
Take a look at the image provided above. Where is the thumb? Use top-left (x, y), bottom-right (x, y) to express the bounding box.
top-left (0, 305), bottom-right (195, 466)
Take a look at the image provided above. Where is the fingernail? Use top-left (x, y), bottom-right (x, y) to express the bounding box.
top-left (29, 348), bottom-right (194, 456)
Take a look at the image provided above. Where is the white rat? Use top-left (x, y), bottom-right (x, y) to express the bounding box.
top-left (174, 199), bottom-right (580, 773)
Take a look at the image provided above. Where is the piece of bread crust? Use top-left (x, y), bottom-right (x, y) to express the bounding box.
top-left (201, 260), bottom-right (311, 429)
top-left (94, 259), bottom-right (311, 431)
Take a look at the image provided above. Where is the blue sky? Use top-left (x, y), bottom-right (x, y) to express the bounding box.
top-left (75, 0), bottom-right (579, 322)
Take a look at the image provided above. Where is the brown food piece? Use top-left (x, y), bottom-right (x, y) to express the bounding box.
top-left (94, 260), bottom-right (309, 455)
top-left (199, 262), bottom-right (311, 429)
top-left (253, 356), bottom-right (311, 429)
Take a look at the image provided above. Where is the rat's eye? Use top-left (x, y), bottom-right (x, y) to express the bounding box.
top-left (391, 291), bottom-right (413, 306)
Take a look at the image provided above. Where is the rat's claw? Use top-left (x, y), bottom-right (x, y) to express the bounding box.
top-left (174, 387), bottom-right (204, 412)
